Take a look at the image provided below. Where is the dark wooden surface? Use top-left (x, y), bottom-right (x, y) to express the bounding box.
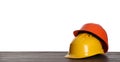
top-left (0, 52), bottom-right (119, 62)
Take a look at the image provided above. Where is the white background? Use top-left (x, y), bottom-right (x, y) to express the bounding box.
top-left (0, 0), bottom-right (120, 52)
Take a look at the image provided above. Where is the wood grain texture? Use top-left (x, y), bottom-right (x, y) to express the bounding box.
top-left (0, 52), bottom-right (119, 62)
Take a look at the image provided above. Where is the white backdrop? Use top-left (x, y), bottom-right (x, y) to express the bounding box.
top-left (0, 0), bottom-right (120, 52)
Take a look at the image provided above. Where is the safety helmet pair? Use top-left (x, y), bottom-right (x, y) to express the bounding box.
top-left (65, 23), bottom-right (108, 58)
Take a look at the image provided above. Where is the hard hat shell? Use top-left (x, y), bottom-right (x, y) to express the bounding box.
top-left (65, 33), bottom-right (104, 58)
top-left (73, 23), bottom-right (108, 53)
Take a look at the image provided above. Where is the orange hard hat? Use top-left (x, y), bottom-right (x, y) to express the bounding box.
top-left (73, 23), bottom-right (108, 53)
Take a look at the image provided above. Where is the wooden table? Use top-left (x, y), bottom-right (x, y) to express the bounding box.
top-left (0, 52), bottom-right (119, 62)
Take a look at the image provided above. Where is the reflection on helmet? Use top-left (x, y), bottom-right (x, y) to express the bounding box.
top-left (65, 33), bottom-right (104, 58)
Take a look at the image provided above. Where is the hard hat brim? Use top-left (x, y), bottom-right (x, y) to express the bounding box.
top-left (65, 53), bottom-right (104, 59)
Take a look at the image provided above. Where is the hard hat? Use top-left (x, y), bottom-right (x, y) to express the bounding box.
top-left (65, 33), bottom-right (104, 58)
top-left (73, 23), bottom-right (108, 53)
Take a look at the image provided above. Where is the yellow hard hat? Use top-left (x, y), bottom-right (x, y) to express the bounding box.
top-left (65, 33), bottom-right (104, 58)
